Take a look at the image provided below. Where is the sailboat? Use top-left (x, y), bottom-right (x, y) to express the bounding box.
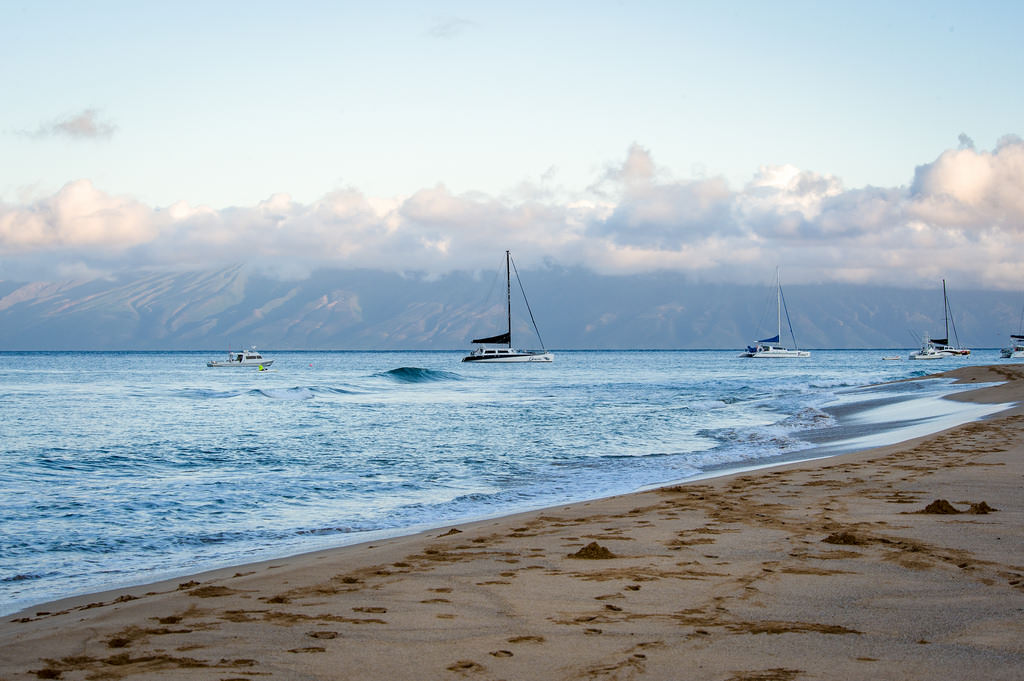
top-left (462, 251), bottom-right (554, 363)
top-left (740, 268), bottom-right (810, 358)
top-left (910, 280), bottom-right (970, 360)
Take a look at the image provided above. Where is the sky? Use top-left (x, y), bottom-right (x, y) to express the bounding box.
top-left (1, 0), bottom-right (1023, 289)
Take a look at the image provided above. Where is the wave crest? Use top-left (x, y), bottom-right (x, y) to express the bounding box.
top-left (377, 367), bottom-right (462, 383)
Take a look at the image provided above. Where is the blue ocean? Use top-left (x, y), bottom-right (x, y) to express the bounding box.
top-left (0, 349), bottom-right (1013, 615)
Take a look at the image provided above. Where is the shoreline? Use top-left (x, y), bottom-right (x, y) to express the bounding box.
top-left (3, 364), bottom-right (1023, 679)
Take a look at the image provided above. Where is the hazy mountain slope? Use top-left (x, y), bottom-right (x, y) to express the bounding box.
top-left (0, 266), bottom-right (1018, 350)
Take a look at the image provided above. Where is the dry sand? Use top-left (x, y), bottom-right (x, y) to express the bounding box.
top-left (2, 364), bottom-right (1023, 681)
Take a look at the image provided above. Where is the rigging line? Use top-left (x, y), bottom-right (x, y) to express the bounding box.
top-left (754, 276), bottom-right (774, 338)
top-left (780, 286), bottom-right (799, 349)
top-left (509, 255), bottom-right (546, 350)
top-left (945, 289), bottom-right (963, 347)
top-left (471, 255), bottom-right (504, 332)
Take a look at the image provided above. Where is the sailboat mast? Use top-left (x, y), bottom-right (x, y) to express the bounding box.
top-left (505, 250), bottom-right (512, 348)
top-left (943, 279), bottom-right (949, 341)
top-left (776, 267), bottom-right (782, 342)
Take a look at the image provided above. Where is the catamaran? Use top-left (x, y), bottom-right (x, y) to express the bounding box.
top-left (910, 280), bottom-right (970, 359)
top-left (462, 251), bottom-right (553, 363)
top-left (740, 268), bottom-right (810, 358)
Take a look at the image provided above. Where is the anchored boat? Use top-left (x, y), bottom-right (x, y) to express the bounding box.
top-left (463, 251), bottom-right (553, 363)
top-left (740, 268), bottom-right (810, 358)
top-left (207, 347), bottom-right (273, 368)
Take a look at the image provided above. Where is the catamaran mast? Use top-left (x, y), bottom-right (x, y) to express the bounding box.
top-left (505, 250), bottom-right (512, 348)
top-left (943, 279), bottom-right (949, 342)
top-left (776, 267), bottom-right (782, 343)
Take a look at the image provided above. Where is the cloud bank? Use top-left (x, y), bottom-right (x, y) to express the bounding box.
top-left (2, 137), bottom-right (1023, 288)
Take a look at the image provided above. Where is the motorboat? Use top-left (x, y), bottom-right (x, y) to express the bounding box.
top-left (740, 268), bottom-right (810, 358)
top-left (909, 337), bottom-right (952, 361)
top-left (1000, 304), bottom-right (1024, 358)
top-left (1001, 334), bottom-right (1024, 359)
top-left (207, 347), bottom-right (274, 368)
top-left (463, 250), bottom-right (553, 363)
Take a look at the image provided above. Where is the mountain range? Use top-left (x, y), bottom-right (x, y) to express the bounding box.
top-left (0, 266), bottom-right (1020, 350)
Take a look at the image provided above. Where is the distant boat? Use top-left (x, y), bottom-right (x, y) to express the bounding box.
top-left (207, 347), bottom-right (273, 368)
top-left (740, 268), bottom-right (810, 358)
top-left (925, 279), bottom-right (971, 357)
top-left (1000, 303), bottom-right (1024, 358)
top-left (909, 336), bottom-right (952, 361)
top-left (463, 251), bottom-right (553, 363)
top-left (1000, 336), bottom-right (1024, 359)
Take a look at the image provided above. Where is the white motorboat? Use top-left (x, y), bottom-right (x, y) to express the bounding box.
top-left (740, 268), bottom-right (810, 358)
top-left (1000, 304), bottom-right (1024, 358)
top-left (1000, 334), bottom-right (1024, 359)
top-left (207, 347), bottom-right (273, 368)
top-left (908, 337), bottom-right (952, 361)
top-left (463, 251), bottom-right (553, 363)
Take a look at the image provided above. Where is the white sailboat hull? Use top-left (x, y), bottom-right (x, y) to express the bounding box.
top-left (462, 349), bottom-right (553, 363)
top-left (740, 347), bottom-right (810, 358)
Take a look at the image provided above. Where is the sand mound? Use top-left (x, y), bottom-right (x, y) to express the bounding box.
top-left (967, 501), bottom-right (997, 514)
top-left (568, 542), bottom-right (617, 559)
top-left (919, 499), bottom-right (961, 514)
top-left (822, 531), bottom-right (866, 545)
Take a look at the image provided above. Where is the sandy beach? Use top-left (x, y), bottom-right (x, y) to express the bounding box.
top-left (2, 364), bottom-right (1022, 681)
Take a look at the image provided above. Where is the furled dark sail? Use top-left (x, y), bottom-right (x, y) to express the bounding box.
top-left (757, 334), bottom-right (780, 344)
top-left (471, 331), bottom-right (511, 345)
top-left (931, 337), bottom-right (948, 346)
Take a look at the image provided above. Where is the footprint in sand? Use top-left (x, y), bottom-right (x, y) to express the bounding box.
top-left (447, 659), bottom-right (485, 673)
top-left (507, 635), bottom-right (545, 644)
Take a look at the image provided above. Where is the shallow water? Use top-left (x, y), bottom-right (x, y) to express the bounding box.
top-left (0, 349), bottom-right (1013, 615)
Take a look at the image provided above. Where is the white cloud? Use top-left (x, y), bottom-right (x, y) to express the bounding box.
top-left (909, 138), bottom-right (1024, 230)
top-left (26, 109), bottom-right (118, 140)
top-left (426, 15), bottom-right (476, 39)
top-left (2, 138), bottom-right (1023, 289)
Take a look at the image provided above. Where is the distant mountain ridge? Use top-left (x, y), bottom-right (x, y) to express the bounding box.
top-left (0, 266), bottom-right (1019, 350)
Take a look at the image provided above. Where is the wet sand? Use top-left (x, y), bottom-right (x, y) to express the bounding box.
top-left (2, 364), bottom-right (1022, 680)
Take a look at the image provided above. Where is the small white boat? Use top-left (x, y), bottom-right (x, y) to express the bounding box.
top-left (207, 347), bottom-right (273, 368)
top-left (908, 337), bottom-right (952, 361)
top-left (740, 268), bottom-right (810, 358)
top-left (882, 356), bottom-right (901, 361)
top-left (1001, 334), bottom-right (1024, 359)
top-left (463, 250), bottom-right (553, 363)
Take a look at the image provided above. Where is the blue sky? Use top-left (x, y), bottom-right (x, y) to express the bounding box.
top-left (1, 1), bottom-right (1023, 287)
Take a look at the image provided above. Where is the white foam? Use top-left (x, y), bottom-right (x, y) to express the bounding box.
top-left (821, 393), bottom-right (1013, 452)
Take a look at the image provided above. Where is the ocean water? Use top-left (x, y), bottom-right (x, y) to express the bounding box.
top-left (0, 349), bottom-right (1014, 615)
